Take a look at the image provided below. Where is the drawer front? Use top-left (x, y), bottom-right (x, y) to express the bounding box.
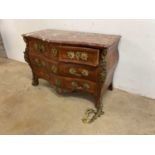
top-left (28, 39), bottom-right (100, 66)
top-left (58, 63), bottom-right (99, 82)
top-left (51, 76), bottom-right (97, 94)
top-left (46, 61), bottom-right (100, 82)
top-left (59, 46), bottom-right (99, 66)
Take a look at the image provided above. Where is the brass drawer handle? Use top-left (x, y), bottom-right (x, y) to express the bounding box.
top-left (75, 52), bottom-right (81, 60)
top-left (51, 48), bottom-right (58, 57)
top-left (69, 68), bottom-right (89, 77)
top-left (71, 81), bottom-right (90, 90)
top-left (67, 51), bottom-right (88, 61)
top-left (69, 68), bottom-right (81, 77)
top-left (67, 51), bottom-right (75, 59)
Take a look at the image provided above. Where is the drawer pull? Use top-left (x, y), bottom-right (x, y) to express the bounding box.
top-left (51, 48), bottom-right (58, 57)
top-left (69, 68), bottom-right (89, 77)
top-left (67, 51), bottom-right (88, 61)
top-left (67, 51), bottom-right (75, 59)
top-left (75, 52), bottom-right (81, 60)
top-left (69, 68), bottom-right (81, 77)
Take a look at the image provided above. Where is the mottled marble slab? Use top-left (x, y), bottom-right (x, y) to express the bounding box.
top-left (23, 29), bottom-right (121, 48)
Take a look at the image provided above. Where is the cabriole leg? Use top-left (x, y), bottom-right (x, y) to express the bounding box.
top-left (108, 82), bottom-right (113, 91)
top-left (32, 72), bottom-right (39, 86)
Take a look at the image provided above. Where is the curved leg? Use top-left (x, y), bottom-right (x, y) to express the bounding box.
top-left (32, 72), bottom-right (39, 86)
top-left (108, 82), bottom-right (113, 91)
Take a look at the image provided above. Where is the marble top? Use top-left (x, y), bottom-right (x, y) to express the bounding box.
top-left (23, 29), bottom-right (121, 48)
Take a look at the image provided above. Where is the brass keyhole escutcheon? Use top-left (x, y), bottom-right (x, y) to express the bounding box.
top-left (51, 48), bottom-right (58, 57)
top-left (51, 65), bottom-right (57, 74)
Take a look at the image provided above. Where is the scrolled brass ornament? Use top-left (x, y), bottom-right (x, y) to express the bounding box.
top-left (80, 52), bottom-right (88, 61)
top-left (67, 51), bottom-right (75, 59)
top-left (100, 49), bottom-right (107, 83)
top-left (81, 69), bottom-right (89, 76)
top-left (67, 51), bottom-right (88, 61)
top-left (69, 68), bottom-right (81, 77)
top-left (75, 52), bottom-right (81, 60)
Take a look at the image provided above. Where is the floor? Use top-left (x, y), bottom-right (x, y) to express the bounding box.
top-left (0, 57), bottom-right (155, 135)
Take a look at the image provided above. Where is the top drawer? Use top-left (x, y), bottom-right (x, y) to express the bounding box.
top-left (28, 38), bottom-right (100, 66)
top-left (59, 46), bottom-right (100, 66)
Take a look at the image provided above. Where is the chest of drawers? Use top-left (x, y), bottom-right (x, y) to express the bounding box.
top-left (23, 29), bottom-right (121, 123)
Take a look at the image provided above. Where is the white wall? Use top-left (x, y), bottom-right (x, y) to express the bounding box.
top-left (0, 19), bottom-right (155, 99)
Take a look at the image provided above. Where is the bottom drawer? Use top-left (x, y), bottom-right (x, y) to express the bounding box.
top-left (50, 75), bottom-right (97, 94)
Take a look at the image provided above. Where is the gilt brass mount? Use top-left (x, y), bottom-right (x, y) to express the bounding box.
top-left (51, 48), bottom-right (58, 57)
top-left (34, 58), bottom-right (46, 67)
top-left (69, 68), bottom-right (89, 77)
top-left (34, 43), bottom-right (45, 53)
top-left (51, 65), bottom-right (57, 73)
top-left (67, 51), bottom-right (88, 61)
